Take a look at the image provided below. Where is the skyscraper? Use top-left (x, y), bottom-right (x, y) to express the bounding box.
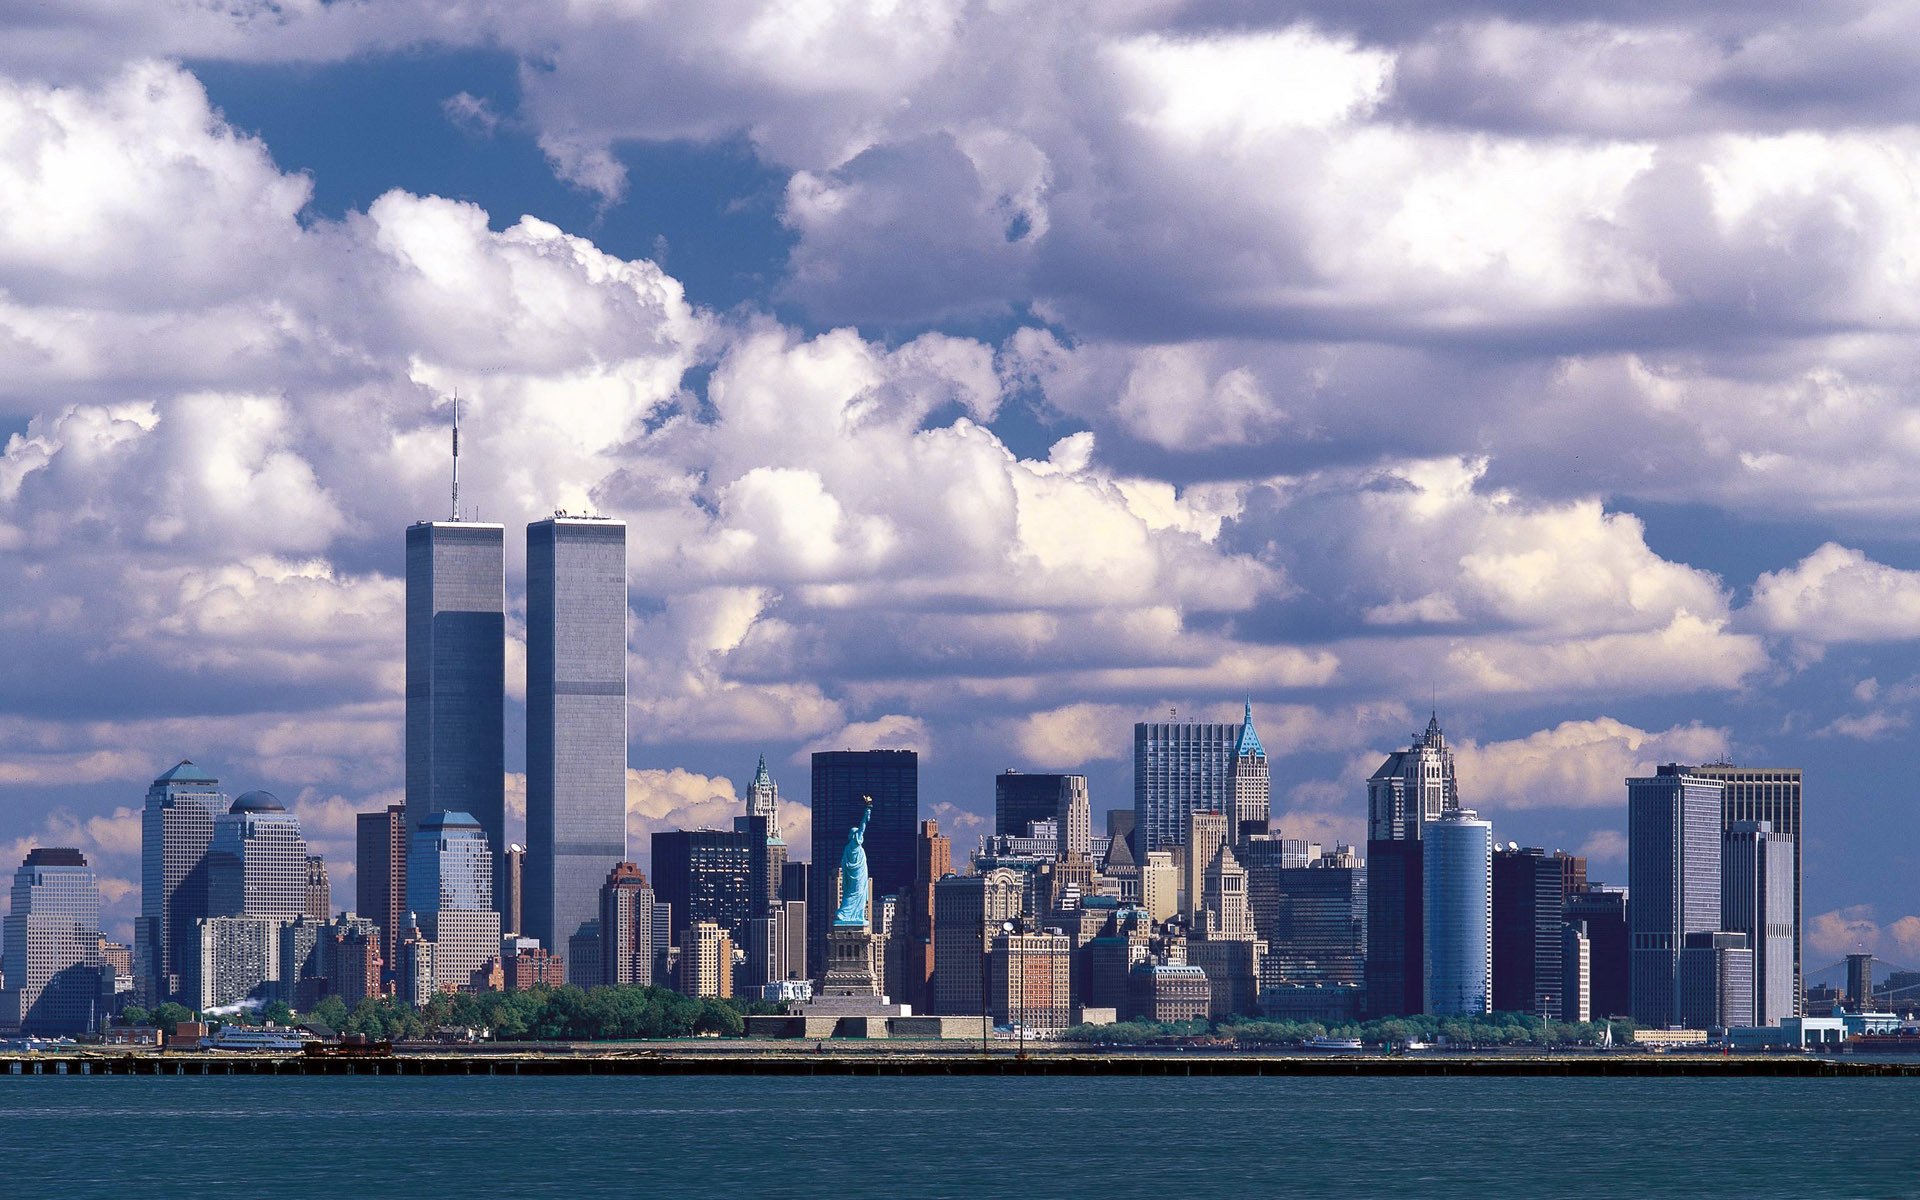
top-left (599, 862), bottom-right (667, 986)
top-left (1, 849), bottom-right (101, 1035)
top-left (995, 772), bottom-right (1090, 857)
top-left (405, 519), bottom-right (506, 910)
top-left (139, 760), bottom-right (226, 1003)
top-left (207, 792), bottom-right (309, 921)
top-left (1228, 701), bottom-right (1270, 842)
top-left (355, 804), bottom-right (406, 974)
top-left (737, 755), bottom-right (787, 917)
top-left (1628, 768), bottom-right (1724, 1027)
top-left (1245, 842), bottom-right (1367, 989)
top-left (651, 828), bottom-right (754, 950)
top-left (501, 844), bottom-right (525, 937)
top-left (1565, 885), bottom-right (1630, 1019)
top-left (525, 515), bottom-right (628, 955)
top-left (808, 749), bottom-right (918, 979)
top-left (1133, 719), bottom-right (1238, 855)
top-left (1423, 809), bottom-right (1492, 1017)
top-left (408, 811), bottom-right (501, 992)
top-left (908, 818), bottom-right (951, 1011)
top-left (1722, 820), bottom-right (1795, 1026)
top-left (1683, 764), bottom-right (1803, 1015)
top-left (1365, 714), bottom-right (1460, 1018)
top-left (304, 856), bottom-right (331, 919)
top-left (1680, 931), bottom-right (1754, 1029)
top-left (1491, 846), bottom-right (1570, 1019)
top-left (931, 868), bottom-right (1024, 1016)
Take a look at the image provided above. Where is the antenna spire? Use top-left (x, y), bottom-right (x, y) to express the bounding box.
top-left (449, 391), bottom-right (461, 522)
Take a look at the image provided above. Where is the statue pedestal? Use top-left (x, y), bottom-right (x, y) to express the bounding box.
top-left (821, 924), bottom-right (880, 999)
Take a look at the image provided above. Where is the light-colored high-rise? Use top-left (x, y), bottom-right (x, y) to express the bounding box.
top-left (190, 915), bottom-right (281, 1011)
top-left (1628, 768), bottom-right (1724, 1027)
top-left (1183, 809), bottom-right (1229, 921)
top-left (409, 810), bottom-right (502, 992)
top-left (1368, 714), bottom-right (1459, 841)
top-left (405, 519), bottom-right (506, 914)
top-left (1722, 820), bottom-right (1795, 1026)
top-left (1, 849), bottom-right (101, 1035)
top-left (1423, 809), bottom-right (1492, 1016)
top-left (526, 516), bottom-right (628, 955)
top-left (208, 791), bottom-right (309, 921)
top-left (1227, 701), bottom-right (1270, 841)
top-left (1686, 764), bottom-right (1802, 1015)
top-left (139, 760), bottom-right (226, 1003)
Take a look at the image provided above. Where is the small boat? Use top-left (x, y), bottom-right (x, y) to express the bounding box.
top-left (1400, 1040), bottom-right (1432, 1051)
top-left (1302, 1035), bottom-right (1364, 1051)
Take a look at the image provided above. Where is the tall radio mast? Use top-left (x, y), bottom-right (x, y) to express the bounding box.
top-left (449, 392), bottom-right (461, 522)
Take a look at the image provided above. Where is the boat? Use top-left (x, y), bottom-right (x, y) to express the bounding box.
top-left (204, 1026), bottom-right (317, 1053)
top-left (1302, 1035), bottom-right (1364, 1051)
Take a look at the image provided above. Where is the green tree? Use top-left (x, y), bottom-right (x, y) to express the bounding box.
top-left (151, 1002), bottom-right (193, 1031)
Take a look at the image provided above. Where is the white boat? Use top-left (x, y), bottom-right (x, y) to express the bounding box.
top-left (204, 1026), bottom-right (316, 1052)
top-left (1302, 1035), bottom-right (1364, 1051)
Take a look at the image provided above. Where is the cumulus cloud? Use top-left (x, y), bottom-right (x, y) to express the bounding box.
top-left (1747, 544), bottom-right (1920, 645)
top-left (1450, 717), bottom-right (1732, 810)
top-left (1809, 905), bottom-right (1920, 960)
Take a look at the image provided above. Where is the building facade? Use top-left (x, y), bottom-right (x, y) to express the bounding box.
top-left (189, 916), bottom-right (280, 1011)
top-left (651, 828), bottom-right (754, 951)
top-left (1722, 820), bottom-right (1796, 1026)
top-left (304, 856), bottom-right (331, 920)
top-left (1628, 770), bottom-right (1725, 1027)
top-left (404, 519), bottom-right (506, 916)
top-left (139, 760), bottom-right (226, 1004)
top-left (207, 791), bottom-right (309, 921)
top-left (931, 869), bottom-right (1024, 1016)
top-left (1228, 701), bottom-right (1270, 842)
top-left (1491, 846), bottom-right (1570, 1019)
top-left (599, 861), bottom-right (667, 987)
top-left (408, 811), bottom-right (501, 992)
top-left (2, 849), bottom-right (101, 1034)
top-left (1423, 810), bottom-right (1493, 1017)
top-left (1680, 931), bottom-right (1755, 1029)
top-left (1365, 715), bottom-right (1460, 1019)
top-left (1246, 843), bottom-right (1367, 990)
top-left (1566, 886), bottom-right (1629, 1019)
top-left (1683, 764), bottom-right (1802, 1015)
top-left (808, 750), bottom-right (918, 979)
top-left (525, 516), bottom-right (628, 955)
top-left (355, 804), bottom-right (407, 973)
top-left (1133, 720), bottom-right (1238, 855)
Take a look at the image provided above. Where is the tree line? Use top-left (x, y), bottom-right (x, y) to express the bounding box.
top-left (124, 985), bottom-right (781, 1042)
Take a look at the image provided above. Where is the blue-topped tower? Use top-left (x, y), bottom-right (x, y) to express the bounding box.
top-left (1228, 699), bottom-right (1270, 843)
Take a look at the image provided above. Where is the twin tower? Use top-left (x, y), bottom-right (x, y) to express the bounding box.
top-left (406, 515), bottom-right (627, 956)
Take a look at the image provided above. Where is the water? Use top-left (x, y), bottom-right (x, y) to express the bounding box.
top-left (3, 1075), bottom-right (1918, 1197)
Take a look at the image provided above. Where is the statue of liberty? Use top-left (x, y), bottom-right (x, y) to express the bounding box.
top-left (832, 796), bottom-right (874, 927)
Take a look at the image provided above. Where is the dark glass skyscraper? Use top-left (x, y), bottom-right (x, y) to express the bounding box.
top-left (1492, 846), bottom-right (1570, 1018)
top-left (808, 749), bottom-right (917, 980)
top-left (525, 517), bottom-right (628, 953)
top-left (651, 828), bottom-right (754, 949)
top-left (404, 520), bottom-right (505, 911)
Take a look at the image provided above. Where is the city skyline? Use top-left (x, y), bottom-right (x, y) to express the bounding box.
top-left (6, 4), bottom-right (1920, 980)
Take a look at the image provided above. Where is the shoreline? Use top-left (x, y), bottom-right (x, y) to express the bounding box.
top-left (6, 1048), bottom-right (1920, 1078)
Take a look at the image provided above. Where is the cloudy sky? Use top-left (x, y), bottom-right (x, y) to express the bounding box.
top-left (2, 1), bottom-right (1917, 971)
